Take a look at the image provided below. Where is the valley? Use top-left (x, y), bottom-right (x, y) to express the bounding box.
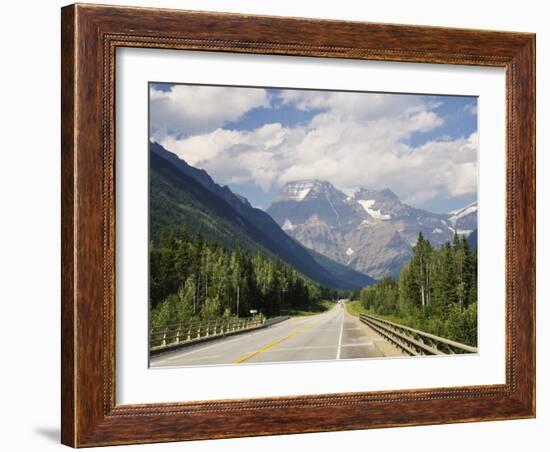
top-left (148, 141), bottom-right (479, 362)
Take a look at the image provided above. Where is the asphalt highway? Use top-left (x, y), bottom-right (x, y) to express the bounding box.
top-left (150, 303), bottom-right (404, 368)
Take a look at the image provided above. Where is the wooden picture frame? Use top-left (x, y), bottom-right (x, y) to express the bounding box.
top-left (61, 3), bottom-right (535, 447)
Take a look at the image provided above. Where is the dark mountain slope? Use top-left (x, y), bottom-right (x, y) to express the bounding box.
top-left (306, 248), bottom-right (375, 288)
top-left (150, 153), bottom-right (262, 252)
top-left (150, 144), bottom-right (373, 289)
top-left (467, 229), bottom-right (478, 249)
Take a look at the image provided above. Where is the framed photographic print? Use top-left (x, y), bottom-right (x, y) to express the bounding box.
top-left (61, 3), bottom-right (536, 447)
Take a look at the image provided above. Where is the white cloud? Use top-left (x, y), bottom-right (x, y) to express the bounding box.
top-left (149, 84), bottom-right (269, 141)
top-left (155, 89), bottom-right (477, 206)
top-left (279, 90), bottom-right (431, 122)
top-left (464, 102), bottom-right (478, 115)
top-left (393, 132), bottom-right (478, 204)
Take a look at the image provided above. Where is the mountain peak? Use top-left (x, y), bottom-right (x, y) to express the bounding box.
top-left (354, 187), bottom-right (399, 201)
top-left (448, 201), bottom-right (478, 230)
top-left (449, 201), bottom-right (477, 216)
top-left (380, 188), bottom-right (399, 199)
top-left (150, 145), bottom-right (374, 288)
top-left (268, 178), bottom-right (477, 279)
top-left (274, 180), bottom-right (338, 202)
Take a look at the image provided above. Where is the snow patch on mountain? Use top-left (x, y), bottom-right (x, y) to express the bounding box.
top-left (280, 181), bottom-right (313, 201)
top-left (291, 185), bottom-right (312, 201)
top-left (449, 202), bottom-right (477, 226)
top-left (357, 199), bottom-right (391, 220)
top-left (267, 180), bottom-right (477, 280)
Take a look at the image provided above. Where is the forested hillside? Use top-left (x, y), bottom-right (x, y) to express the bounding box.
top-left (355, 232), bottom-right (477, 346)
top-left (150, 228), bottom-right (323, 328)
top-left (150, 150), bottom-right (269, 252)
top-left (150, 145), bottom-right (374, 289)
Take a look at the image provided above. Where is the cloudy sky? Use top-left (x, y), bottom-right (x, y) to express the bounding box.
top-left (149, 83), bottom-right (478, 213)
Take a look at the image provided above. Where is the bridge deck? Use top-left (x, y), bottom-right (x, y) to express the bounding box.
top-left (150, 304), bottom-right (404, 367)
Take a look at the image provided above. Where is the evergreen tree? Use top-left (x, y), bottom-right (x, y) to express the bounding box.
top-left (149, 230), bottom-right (322, 325)
top-left (359, 232), bottom-right (478, 346)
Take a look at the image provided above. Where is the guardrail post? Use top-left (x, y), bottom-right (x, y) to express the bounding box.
top-left (359, 313), bottom-right (476, 356)
top-left (161, 327), bottom-right (167, 347)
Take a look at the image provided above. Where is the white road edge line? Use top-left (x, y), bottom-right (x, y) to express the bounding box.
top-left (336, 306), bottom-right (345, 360)
top-left (151, 317), bottom-right (296, 365)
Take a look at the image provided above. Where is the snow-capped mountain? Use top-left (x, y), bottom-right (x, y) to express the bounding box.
top-left (151, 144), bottom-right (374, 289)
top-left (267, 180), bottom-right (477, 279)
top-left (448, 201), bottom-right (478, 235)
top-left (274, 180), bottom-right (322, 202)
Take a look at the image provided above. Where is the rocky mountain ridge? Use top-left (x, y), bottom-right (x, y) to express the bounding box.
top-left (267, 180), bottom-right (477, 279)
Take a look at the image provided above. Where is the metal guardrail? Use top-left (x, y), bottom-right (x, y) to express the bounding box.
top-left (263, 315), bottom-right (290, 327)
top-left (359, 313), bottom-right (477, 356)
top-left (150, 316), bottom-right (265, 351)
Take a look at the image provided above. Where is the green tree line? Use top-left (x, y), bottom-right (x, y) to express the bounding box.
top-left (357, 232), bottom-right (477, 346)
top-left (150, 227), bottom-right (322, 327)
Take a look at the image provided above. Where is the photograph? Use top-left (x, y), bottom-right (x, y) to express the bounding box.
top-left (148, 83), bottom-right (479, 367)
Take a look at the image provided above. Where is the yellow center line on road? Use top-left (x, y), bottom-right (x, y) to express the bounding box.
top-left (232, 331), bottom-right (298, 364)
top-left (232, 314), bottom-right (328, 364)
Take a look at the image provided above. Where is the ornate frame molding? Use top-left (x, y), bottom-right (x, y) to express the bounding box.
top-left (61, 4), bottom-right (535, 447)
